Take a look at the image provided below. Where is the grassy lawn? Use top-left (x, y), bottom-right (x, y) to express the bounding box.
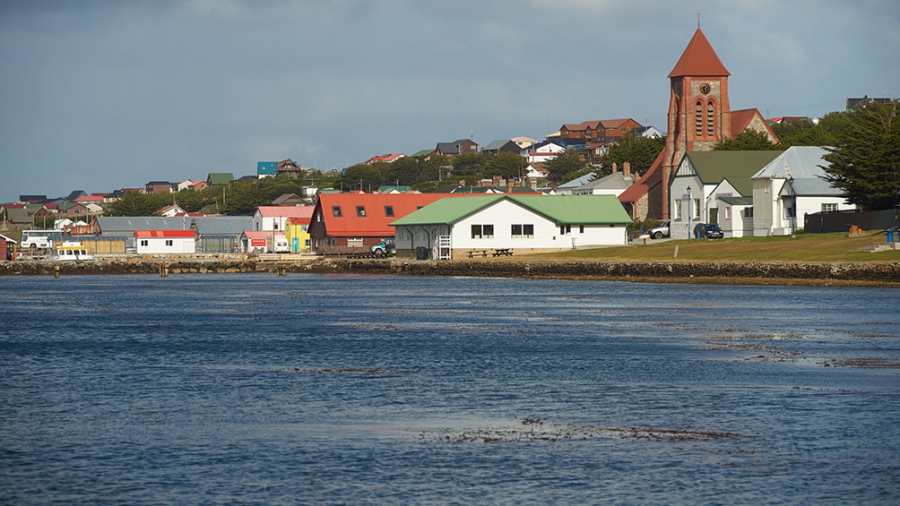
top-left (526, 231), bottom-right (900, 263)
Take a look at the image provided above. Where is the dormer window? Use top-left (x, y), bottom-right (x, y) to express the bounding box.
top-left (384, 205), bottom-right (394, 217)
top-left (332, 206), bottom-right (342, 218)
top-left (356, 206), bottom-right (366, 217)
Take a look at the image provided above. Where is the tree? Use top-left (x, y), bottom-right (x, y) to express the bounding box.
top-left (106, 192), bottom-right (170, 216)
top-left (544, 149), bottom-right (590, 183)
top-left (822, 100), bottom-right (900, 210)
top-left (486, 152), bottom-right (528, 180)
top-left (338, 164), bottom-right (384, 192)
top-left (450, 153), bottom-right (487, 179)
top-left (385, 157), bottom-right (421, 186)
top-left (713, 129), bottom-right (781, 150)
top-left (599, 132), bottom-right (665, 176)
top-left (771, 118), bottom-right (837, 147)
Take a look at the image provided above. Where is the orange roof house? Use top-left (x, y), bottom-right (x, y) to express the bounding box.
top-left (308, 193), bottom-right (455, 253)
top-left (619, 27), bottom-right (778, 221)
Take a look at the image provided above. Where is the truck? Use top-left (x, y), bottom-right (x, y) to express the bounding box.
top-left (266, 235), bottom-right (290, 253)
top-left (370, 238), bottom-right (395, 258)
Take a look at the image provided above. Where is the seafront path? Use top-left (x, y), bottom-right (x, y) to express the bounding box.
top-left (2, 255), bottom-right (900, 287)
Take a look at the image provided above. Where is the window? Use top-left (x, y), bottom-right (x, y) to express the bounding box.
top-left (822, 203), bottom-right (838, 212)
top-left (707, 101), bottom-right (715, 136)
top-left (347, 238), bottom-right (363, 248)
top-left (694, 199), bottom-right (701, 219)
top-left (559, 224), bottom-right (571, 235)
top-left (675, 200), bottom-right (683, 221)
top-left (165, 240), bottom-right (173, 246)
top-left (579, 225), bottom-right (585, 233)
top-left (471, 224), bottom-right (494, 239)
top-left (511, 224), bottom-right (534, 238)
top-left (384, 205), bottom-right (394, 218)
top-left (724, 207), bottom-right (731, 220)
top-left (332, 206), bottom-right (342, 217)
top-left (302, 225), bottom-right (308, 232)
top-left (744, 207), bottom-right (754, 218)
top-left (274, 222), bottom-right (279, 230)
top-left (356, 206), bottom-right (366, 217)
top-left (695, 101), bottom-right (703, 135)
top-left (140, 239), bottom-right (148, 246)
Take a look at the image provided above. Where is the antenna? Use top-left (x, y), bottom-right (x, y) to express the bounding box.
top-left (697, 11), bottom-right (701, 29)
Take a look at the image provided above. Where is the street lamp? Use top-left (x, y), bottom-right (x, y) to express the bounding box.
top-left (787, 176), bottom-right (796, 238)
top-left (686, 185), bottom-right (692, 239)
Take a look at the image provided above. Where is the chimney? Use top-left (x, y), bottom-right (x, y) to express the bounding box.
top-left (624, 161), bottom-right (631, 179)
top-left (612, 162), bottom-right (618, 173)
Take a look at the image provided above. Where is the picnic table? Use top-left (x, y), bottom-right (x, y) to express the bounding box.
top-left (467, 249), bottom-right (489, 258)
top-left (492, 248), bottom-right (513, 257)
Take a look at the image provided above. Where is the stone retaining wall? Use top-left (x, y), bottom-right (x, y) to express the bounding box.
top-left (3, 257), bottom-right (899, 285)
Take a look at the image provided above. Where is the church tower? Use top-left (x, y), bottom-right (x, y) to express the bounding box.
top-left (662, 27), bottom-right (731, 219)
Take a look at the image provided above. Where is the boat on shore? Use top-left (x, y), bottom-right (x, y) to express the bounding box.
top-left (52, 241), bottom-right (94, 261)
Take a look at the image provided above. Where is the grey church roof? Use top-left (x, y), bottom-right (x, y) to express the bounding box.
top-left (751, 146), bottom-right (842, 196)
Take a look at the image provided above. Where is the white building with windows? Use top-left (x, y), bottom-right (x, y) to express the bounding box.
top-left (668, 151), bottom-right (782, 239)
top-left (390, 194), bottom-right (632, 258)
top-left (134, 230), bottom-right (196, 254)
top-left (751, 146), bottom-right (854, 236)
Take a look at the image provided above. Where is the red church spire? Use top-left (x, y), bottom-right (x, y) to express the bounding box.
top-left (668, 28), bottom-right (730, 78)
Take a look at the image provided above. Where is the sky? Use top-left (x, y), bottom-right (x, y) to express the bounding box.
top-left (1, 0), bottom-right (898, 203)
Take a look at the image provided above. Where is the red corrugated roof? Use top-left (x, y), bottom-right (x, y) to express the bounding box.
top-left (257, 206), bottom-right (314, 218)
top-left (618, 149), bottom-right (666, 204)
top-left (315, 193), bottom-right (456, 236)
top-left (668, 28), bottom-right (729, 78)
top-left (134, 230), bottom-right (196, 238)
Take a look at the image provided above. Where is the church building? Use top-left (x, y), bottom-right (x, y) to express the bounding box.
top-left (618, 27), bottom-right (778, 221)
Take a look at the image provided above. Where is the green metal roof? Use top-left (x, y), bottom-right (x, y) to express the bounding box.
top-left (391, 195), bottom-right (632, 226)
top-left (682, 151), bottom-right (783, 186)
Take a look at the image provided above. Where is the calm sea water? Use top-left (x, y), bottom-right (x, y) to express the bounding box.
top-left (1, 274), bottom-right (898, 505)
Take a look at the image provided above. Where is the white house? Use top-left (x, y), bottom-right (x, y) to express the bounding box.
top-left (668, 151), bottom-right (783, 239)
top-left (751, 146), bottom-right (854, 236)
top-left (252, 206), bottom-right (314, 232)
top-left (134, 230), bottom-right (196, 254)
top-left (526, 142), bottom-right (566, 164)
top-left (390, 194), bottom-right (632, 259)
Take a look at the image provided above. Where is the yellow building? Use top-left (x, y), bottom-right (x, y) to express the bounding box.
top-left (285, 217), bottom-right (311, 252)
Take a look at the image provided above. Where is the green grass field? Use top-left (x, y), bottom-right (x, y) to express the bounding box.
top-left (528, 231), bottom-right (900, 263)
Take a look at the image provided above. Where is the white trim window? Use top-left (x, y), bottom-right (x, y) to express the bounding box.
top-left (347, 238), bottom-right (363, 248)
top-left (511, 224), bottom-right (534, 238)
top-left (471, 224), bottom-right (494, 239)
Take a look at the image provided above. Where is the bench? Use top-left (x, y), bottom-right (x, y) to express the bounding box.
top-left (467, 250), bottom-right (488, 258)
top-left (492, 248), bottom-right (513, 257)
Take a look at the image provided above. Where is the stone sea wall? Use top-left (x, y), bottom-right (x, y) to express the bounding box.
top-left (2, 256), bottom-right (900, 285)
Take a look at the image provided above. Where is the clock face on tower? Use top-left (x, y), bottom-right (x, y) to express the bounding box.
top-left (700, 83), bottom-right (711, 94)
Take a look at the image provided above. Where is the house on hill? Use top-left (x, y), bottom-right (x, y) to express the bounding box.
top-left (435, 139), bottom-right (478, 158)
top-left (207, 173), bottom-right (234, 186)
top-left (391, 194), bottom-right (632, 259)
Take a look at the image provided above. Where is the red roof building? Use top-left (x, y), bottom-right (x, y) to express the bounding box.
top-left (308, 193), bottom-right (456, 254)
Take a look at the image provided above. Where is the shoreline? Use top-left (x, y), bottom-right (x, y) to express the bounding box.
top-left (2, 256), bottom-right (900, 287)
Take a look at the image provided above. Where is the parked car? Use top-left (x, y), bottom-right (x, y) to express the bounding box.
top-left (648, 221), bottom-right (670, 239)
top-left (370, 238), bottom-right (395, 258)
top-left (694, 223), bottom-right (724, 239)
